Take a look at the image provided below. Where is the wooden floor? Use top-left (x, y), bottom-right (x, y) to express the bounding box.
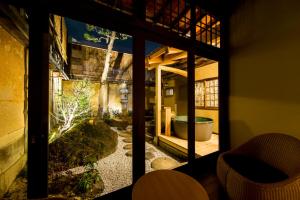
top-left (159, 133), bottom-right (219, 157)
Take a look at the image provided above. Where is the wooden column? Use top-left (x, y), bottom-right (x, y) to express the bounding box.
top-left (132, 0), bottom-right (146, 184)
top-left (219, 11), bottom-right (230, 152)
top-left (188, 0), bottom-right (196, 166)
top-left (155, 66), bottom-right (161, 138)
top-left (27, 7), bottom-right (49, 199)
top-left (132, 33), bottom-right (145, 183)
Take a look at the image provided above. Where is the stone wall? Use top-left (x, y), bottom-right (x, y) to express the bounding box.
top-left (0, 26), bottom-right (26, 197)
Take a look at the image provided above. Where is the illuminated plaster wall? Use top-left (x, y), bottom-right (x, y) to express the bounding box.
top-left (0, 26), bottom-right (26, 196)
top-left (163, 79), bottom-right (176, 111)
top-left (163, 77), bottom-right (187, 116)
top-left (229, 0), bottom-right (300, 147)
top-left (195, 62), bottom-right (219, 133)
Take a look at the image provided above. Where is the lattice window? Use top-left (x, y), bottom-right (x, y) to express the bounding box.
top-left (195, 78), bottom-right (218, 109)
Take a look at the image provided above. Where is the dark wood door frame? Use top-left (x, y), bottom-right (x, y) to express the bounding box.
top-left (27, 6), bottom-right (50, 199)
top-left (4, 0), bottom-right (229, 198)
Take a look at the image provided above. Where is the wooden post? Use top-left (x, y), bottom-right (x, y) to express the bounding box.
top-left (132, 32), bottom-right (145, 183)
top-left (27, 7), bottom-right (49, 199)
top-left (188, 0), bottom-right (196, 167)
top-left (219, 10), bottom-right (230, 152)
top-left (164, 107), bottom-right (172, 136)
top-left (155, 66), bottom-right (161, 138)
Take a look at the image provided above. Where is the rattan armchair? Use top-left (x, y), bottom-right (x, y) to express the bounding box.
top-left (217, 133), bottom-right (300, 200)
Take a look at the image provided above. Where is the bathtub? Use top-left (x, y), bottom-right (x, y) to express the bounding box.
top-left (173, 116), bottom-right (213, 141)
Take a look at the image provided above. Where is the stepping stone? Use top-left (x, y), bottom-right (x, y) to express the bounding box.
top-left (123, 138), bottom-right (132, 143)
top-left (121, 130), bottom-right (132, 134)
top-left (145, 152), bottom-right (155, 160)
top-left (151, 157), bottom-right (179, 170)
top-left (145, 134), bottom-right (153, 142)
top-left (126, 125), bottom-right (132, 131)
top-left (119, 132), bottom-right (131, 138)
top-left (123, 144), bottom-right (132, 150)
top-left (125, 150), bottom-right (132, 157)
top-left (147, 147), bottom-right (156, 153)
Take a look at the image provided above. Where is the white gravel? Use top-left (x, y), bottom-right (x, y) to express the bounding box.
top-left (95, 127), bottom-right (179, 196)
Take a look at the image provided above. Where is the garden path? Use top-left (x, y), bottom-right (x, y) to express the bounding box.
top-left (95, 127), bottom-right (179, 196)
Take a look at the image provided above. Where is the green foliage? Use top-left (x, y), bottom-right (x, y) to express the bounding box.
top-left (127, 110), bottom-right (132, 117)
top-left (102, 111), bottom-right (111, 122)
top-left (111, 109), bottom-right (121, 118)
top-left (49, 80), bottom-right (93, 143)
top-left (84, 24), bottom-right (130, 44)
top-left (48, 120), bottom-right (118, 172)
top-left (77, 163), bottom-right (101, 193)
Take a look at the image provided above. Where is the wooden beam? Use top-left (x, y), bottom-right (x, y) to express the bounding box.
top-left (147, 46), bottom-right (167, 61)
top-left (27, 7), bottom-right (49, 199)
top-left (147, 50), bottom-right (187, 68)
top-left (160, 66), bottom-right (187, 77)
top-left (167, 47), bottom-right (183, 54)
top-left (163, 51), bottom-right (187, 61)
top-left (148, 61), bottom-right (176, 69)
top-left (147, 56), bottom-right (163, 65)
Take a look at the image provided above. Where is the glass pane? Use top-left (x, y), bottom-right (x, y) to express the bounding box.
top-left (195, 6), bottom-right (221, 48)
top-left (0, 4), bottom-right (28, 199)
top-left (48, 15), bottom-right (132, 198)
top-left (194, 56), bottom-right (219, 158)
top-left (146, 1), bottom-right (191, 38)
top-left (145, 41), bottom-right (188, 173)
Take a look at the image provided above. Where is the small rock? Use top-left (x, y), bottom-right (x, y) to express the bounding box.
top-left (126, 125), bottom-right (132, 131)
top-left (123, 144), bottom-right (132, 150)
top-left (151, 157), bottom-right (179, 170)
top-left (119, 132), bottom-right (131, 138)
top-left (145, 134), bottom-right (153, 142)
top-left (147, 147), bottom-right (156, 153)
top-left (145, 152), bottom-right (155, 160)
top-left (125, 150), bottom-right (132, 157)
top-left (123, 138), bottom-right (132, 143)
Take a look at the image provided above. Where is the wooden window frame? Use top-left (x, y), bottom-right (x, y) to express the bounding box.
top-left (195, 77), bottom-right (219, 110)
top-left (3, 0), bottom-right (228, 198)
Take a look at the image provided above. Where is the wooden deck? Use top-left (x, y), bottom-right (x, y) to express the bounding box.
top-left (159, 134), bottom-right (219, 157)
